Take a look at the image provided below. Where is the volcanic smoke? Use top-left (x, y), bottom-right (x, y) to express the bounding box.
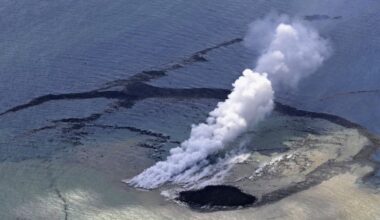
top-left (127, 14), bottom-right (331, 189)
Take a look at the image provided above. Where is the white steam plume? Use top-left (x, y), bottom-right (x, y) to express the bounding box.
top-left (245, 13), bottom-right (331, 88)
top-left (127, 70), bottom-right (274, 189)
top-left (126, 14), bottom-right (330, 189)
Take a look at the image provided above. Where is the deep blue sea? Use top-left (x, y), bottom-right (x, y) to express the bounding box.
top-left (0, 1), bottom-right (380, 219)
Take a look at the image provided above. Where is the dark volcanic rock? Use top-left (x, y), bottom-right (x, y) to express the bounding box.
top-left (178, 185), bottom-right (256, 210)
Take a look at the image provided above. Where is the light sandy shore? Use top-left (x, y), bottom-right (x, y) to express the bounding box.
top-left (1, 112), bottom-right (379, 219)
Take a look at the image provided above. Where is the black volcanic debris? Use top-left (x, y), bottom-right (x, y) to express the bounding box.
top-left (53, 113), bottom-right (103, 124)
top-left (1, 33), bottom-right (379, 211)
top-left (0, 38), bottom-right (242, 117)
top-left (255, 160), bottom-right (348, 207)
top-left (178, 185), bottom-right (256, 210)
top-left (0, 91), bottom-right (127, 116)
top-left (173, 102), bottom-right (380, 210)
top-left (87, 123), bottom-right (171, 141)
top-left (319, 89), bottom-right (380, 101)
top-left (102, 38), bottom-right (242, 88)
top-left (304, 14), bottom-right (342, 21)
top-left (255, 146), bottom-right (290, 155)
top-left (28, 122), bottom-right (172, 147)
top-left (0, 34), bottom-right (380, 206)
top-left (273, 102), bottom-right (361, 129)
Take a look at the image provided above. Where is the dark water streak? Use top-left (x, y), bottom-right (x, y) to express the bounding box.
top-left (1, 36), bottom-right (379, 208)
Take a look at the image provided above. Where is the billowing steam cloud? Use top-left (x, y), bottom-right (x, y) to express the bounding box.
top-left (245, 14), bottom-right (330, 88)
top-left (127, 70), bottom-right (274, 189)
top-left (126, 14), bottom-right (330, 189)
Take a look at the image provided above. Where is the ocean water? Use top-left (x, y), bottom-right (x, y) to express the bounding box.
top-left (1, 1), bottom-right (380, 219)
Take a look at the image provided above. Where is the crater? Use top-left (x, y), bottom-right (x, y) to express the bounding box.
top-left (177, 185), bottom-right (257, 211)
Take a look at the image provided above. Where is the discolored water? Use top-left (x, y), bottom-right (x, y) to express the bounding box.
top-left (1, 1), bottom-right (380, 219)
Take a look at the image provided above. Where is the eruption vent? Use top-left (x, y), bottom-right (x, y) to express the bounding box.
top-left (127, 14), bottom-right (330, 189)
